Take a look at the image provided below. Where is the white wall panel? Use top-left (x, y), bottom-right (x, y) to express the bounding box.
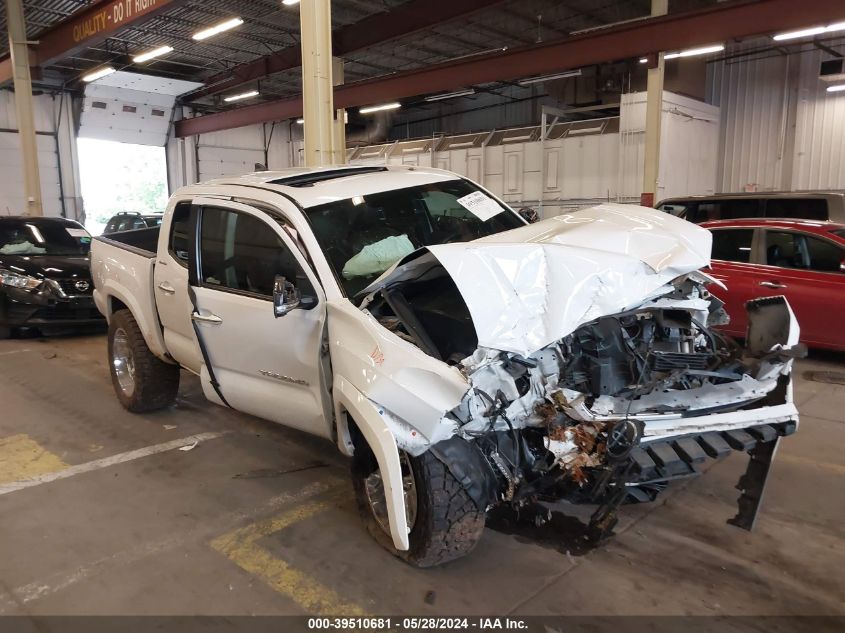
top-left (708, 51), bottom-right (791, 192)
top-left (792, 50), bottom-right (845, 190)
top-left (0, 91), bottom-right (77, 218)
top-left (708, 44), bottom-right (845, 192)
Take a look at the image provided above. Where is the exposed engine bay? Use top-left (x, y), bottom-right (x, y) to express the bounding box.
top-left (363, 270), bottom-right (799, 539)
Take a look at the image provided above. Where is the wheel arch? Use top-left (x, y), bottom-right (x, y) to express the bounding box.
top-left (98, 284), bottom-right (169, 362)
top-left (333, 374), bottom-right (410, 551)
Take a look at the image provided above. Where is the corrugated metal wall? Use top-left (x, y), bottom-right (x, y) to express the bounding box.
top-left (708, 43), bottom-right (845, 192)
top-left (793, 49), bottom-right (845, 190)
top-left (0, 90), bottom-right (81, 219)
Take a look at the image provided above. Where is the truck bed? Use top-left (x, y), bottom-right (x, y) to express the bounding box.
top-left (97, 226), bottom-right (160, 256)
top-left (90, 227), bottom-right (169, 360)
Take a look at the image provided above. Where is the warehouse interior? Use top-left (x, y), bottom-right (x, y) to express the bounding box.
top-left (0, 0), bottom-right (844, 627)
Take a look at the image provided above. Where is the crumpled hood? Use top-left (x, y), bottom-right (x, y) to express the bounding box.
top-left (362, 203), bottom-right (712, 357)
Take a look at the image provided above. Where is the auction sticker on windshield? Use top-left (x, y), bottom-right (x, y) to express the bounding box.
top-left (457, 191), bottom-right (503, 222)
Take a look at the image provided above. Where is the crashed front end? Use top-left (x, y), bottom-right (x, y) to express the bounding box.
top-left (359, 205), bottom-right (800, 539)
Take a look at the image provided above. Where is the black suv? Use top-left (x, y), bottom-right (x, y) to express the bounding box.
top-left (0, 216), bottom-right (104, 338)
top-left (103, 212), bottom-right (163, 235)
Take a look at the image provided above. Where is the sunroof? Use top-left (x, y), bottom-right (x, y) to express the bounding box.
top-left (269, 167), bottom-right (387, 188)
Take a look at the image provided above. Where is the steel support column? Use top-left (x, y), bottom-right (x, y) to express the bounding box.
top-left (300, 0), bottom-right (335, 167)
top-left (332, 57), bottom-right (347, 165)
top-left (6, 0), bottom-right (43, 216)
top-left (641, 0), bottom-right (667, 208)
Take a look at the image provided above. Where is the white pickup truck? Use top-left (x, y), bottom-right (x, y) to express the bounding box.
top-left (91, 166), bottom-right (801, 567)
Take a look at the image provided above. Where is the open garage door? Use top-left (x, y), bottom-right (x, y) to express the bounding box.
top-left (77, 72), bottom-right (201, 234)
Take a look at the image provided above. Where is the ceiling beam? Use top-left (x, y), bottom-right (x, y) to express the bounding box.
top-left (185, 0), bottom-right (507, 101)
top-left (0, 0), bottom-right (191, 85)
top-left (175, 0), bottom-right (845, 138)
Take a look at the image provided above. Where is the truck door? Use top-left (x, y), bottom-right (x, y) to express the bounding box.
top-left (189, 198), bottom-right (332, 438)
top-left (154, 201), bottom-right (203, 373)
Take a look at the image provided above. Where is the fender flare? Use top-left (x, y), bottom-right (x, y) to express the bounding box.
top-left (333, 375), bottom-right (410, 551)
top-left (95, 284), bottom-right (169, 361)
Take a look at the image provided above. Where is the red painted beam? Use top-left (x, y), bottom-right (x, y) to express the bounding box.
top-left (176, 0), bottom-right (845, 138)
top-left (187, 0), bottom-right (506, 101)
top-left (0, 0), bottom-right (188, 85)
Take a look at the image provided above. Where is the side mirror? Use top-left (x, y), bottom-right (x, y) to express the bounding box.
top-left (273, 275), bottom-right (301, 318)
top-left (518, 207), bottom-right (539, 223)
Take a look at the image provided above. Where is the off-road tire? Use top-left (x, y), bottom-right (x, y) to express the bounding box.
top-left (108, 309), bottom-right (180, 413)
top-left (352, 443), bottom-right (486, 567)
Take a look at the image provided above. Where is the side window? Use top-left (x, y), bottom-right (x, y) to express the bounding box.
top-left (169, 203), bottom-right (192, 266)
top-left (765, 198), bottom-right (828, 221)
top-left (199, 207), bottom-right (314, 299)
top-left (806, 235), bottom-right (844, 273)
top-left (763, 231), bottom-right (842, 272)
top-left (765, 231), bottom-right (803, 268)
top-left (710, 229), bottom-right (755, 263)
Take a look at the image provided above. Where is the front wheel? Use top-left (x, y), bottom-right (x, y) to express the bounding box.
top-left (352, 443), bottom-right (486, 567)
top-left (108, 309), bottom-right (180, 413)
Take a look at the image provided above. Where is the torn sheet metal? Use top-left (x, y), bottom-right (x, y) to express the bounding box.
top-left (363, 204), bottom-right (712, 357)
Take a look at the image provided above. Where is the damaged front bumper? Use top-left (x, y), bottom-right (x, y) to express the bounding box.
top-left (373, 291), bottom-right (800, 543)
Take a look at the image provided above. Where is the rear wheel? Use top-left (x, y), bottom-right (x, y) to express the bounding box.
top-left (108, 309), bottom-right (180, 413)
top-left (352, 441), bottom-right (486, 567)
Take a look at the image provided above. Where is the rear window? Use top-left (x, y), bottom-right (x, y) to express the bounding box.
top-left (764, 198), bottom-right (828, 221)
top-left (169, 203), bottom-right (192, 265)
top-left (686, 200), bottom-right (761, 223)
top-left (710, 228), bottom-right (755, 263)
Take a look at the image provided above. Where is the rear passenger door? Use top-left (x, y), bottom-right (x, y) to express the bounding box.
top-left (707, 227), bottom-right (762, 336)
top-left (759, 229), bottom-right (845, 349)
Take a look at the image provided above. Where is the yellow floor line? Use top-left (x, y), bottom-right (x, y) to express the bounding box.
top-left (210, 495), bottom-right (368, 615)
top-left (0, 434), bottom-right (68, 484)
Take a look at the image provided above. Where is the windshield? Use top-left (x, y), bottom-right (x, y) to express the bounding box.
top-left (305, 179), bottom-right (524, 296)
top-left (0, 221), bottom-right (92, 256)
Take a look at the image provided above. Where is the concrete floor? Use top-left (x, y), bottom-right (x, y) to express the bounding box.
top-left (0, 332), bottom-right (843, 617)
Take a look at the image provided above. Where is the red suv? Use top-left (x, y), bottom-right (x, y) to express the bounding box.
top-left (702, 219), bottom-right (845, 351)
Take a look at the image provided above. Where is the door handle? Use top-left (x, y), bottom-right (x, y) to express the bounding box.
top-left (759, 281), bottom-right (788, 289)
top-left (191, 312), bottom-right (223, 325)
top-left (157, 282), bottom-right (176, 295)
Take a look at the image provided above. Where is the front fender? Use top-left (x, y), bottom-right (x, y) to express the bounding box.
top-left (333, 375), bottom-right (410, 551)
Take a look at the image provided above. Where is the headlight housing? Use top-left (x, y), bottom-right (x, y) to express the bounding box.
top-left (0, 269), bottom-right (43, 290)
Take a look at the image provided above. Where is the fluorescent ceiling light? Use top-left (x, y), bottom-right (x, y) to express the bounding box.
top-left (359, 102), bottom-right (401, 114)
top-left (447, 141), bottom-right (476, 149)
top-left (518, 69), bottom-right (581, 85)
top-left (425, 89), bottom-right (475, 102)
top-left (664, 44), bottom-right (724, 60)
top-left (773, 21), bottom-right (845, 41)
top-left (828, 84), bottom-right (845, 93)
top-left (133, 45), bottom-right (174, 64)
top-left (296, 118), bottom-right (304, 124)
top-left (193, 17), bottom-right (244, 41)
top-left (82, 66), bottom-right (116, 82)
top-left (282, 0), bottom-right (300, 4)
top-left (639, 57), bottom-right (648, 64)
top-left (224, 90), bottom-right (259, 103)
